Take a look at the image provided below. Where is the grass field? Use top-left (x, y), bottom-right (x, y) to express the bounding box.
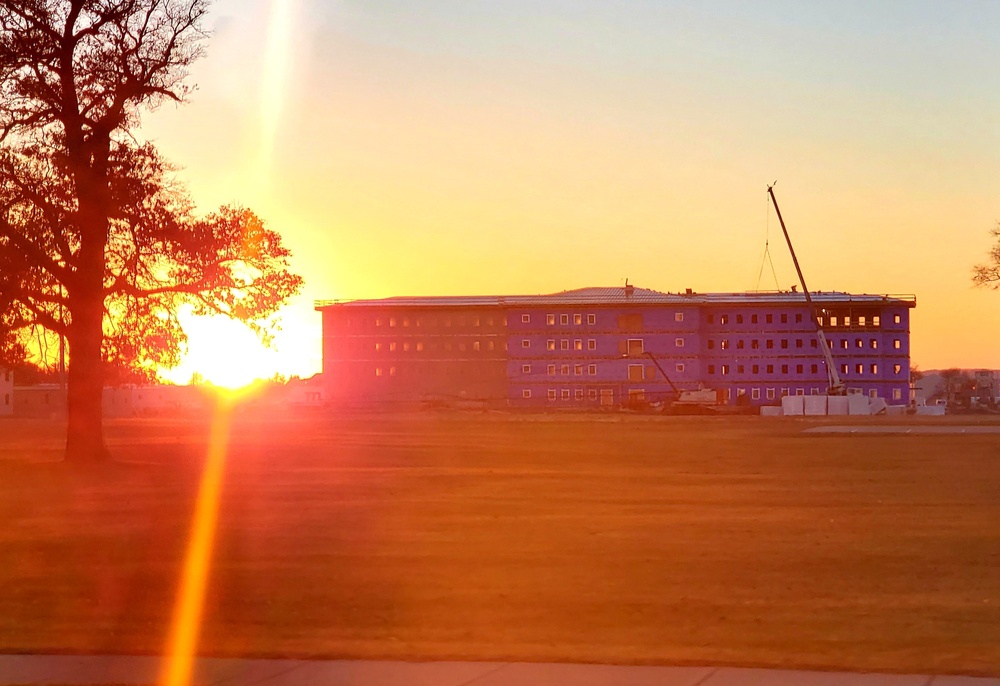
top-left (1, 411), bottom-right (999, 676)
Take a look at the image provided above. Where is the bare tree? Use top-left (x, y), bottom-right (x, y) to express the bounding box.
top-left (0, 1), bottom-right (302, 461)
top-left (973, 224), bottom-right (1000, 288)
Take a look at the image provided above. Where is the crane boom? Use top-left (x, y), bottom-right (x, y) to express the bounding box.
top-left (766, 185), bottom-right (845, 395)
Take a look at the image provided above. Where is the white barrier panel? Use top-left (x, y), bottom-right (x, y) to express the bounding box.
top-left (781, 395), bottom-right (804, 416)
top-left (848, 394), bottom-right (870, 415)
top-left (760, 405), bottom-right (782, 417)
top-left (885, 405), bottom-right (907, 416)
top-left (803, 395), bottom-right (828, 415)
top-left (916, 405), bottom-right (946, 416)
top-left (827, 396), bottom-right (849, 415)
top-left (869, 398), bottom-right (888, 415)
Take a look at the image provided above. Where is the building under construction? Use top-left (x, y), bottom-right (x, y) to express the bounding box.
top-left (315, 285), bottom-right (914, 409)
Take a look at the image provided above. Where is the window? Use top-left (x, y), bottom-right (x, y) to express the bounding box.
top-left (574, 364), bottom-right (583, 376)
top-left (844, 316), bottom-right (851, 327)
top-left (588, 364), bottom-right (597, 375)
top-left (675, 363), bottom-right (685, 373)
top-left (781, 388), bottom-right (789, 397)
top-left (811, 340), bottom-right (817, 348)
top-left (487, 341), bottom-right (495, 351)
top-left (707, 340), bottom-right (715, 350)
top-left (767, 364), bottom-right (774, 374)
top-left (781, 314), bottom-right (788, 324)
top-left (795, 313), bottom-right (803, 323)
top-left (547, 314), bottom-right (555, 325)
top-left (736, 340), bottom-right (745, 349)
top-left (781, 339), bottom-right (788, 349)
top-left (766, 340), bottom-right (774, 349)
top-left (840, 339), bottom-right (849, 349)
top-left (752, 364), bottom-right (759, 374)
top-left (721, 364), bottom-right (730, 375)
top-left (766, 314), bottom-right (773, 324)
top-left (389, 367), bottom-right (396, 376)
top-left (796, 364), bottom-right (803, 374)
top-left (736, 314), bottom-right (744, 324)
top-left (389, 317), bottom-right (397, 327)
top-left (522, 364), bottom-right (531, 374)
top-left (404, 318), bottom-right (411, 327)
top-left (795, 339), bottom-right (803, 348)
top-left (781, 364), bottom-right (789, 374)
top-left (859, 315), bottom-right (866, 326)
top-left (856, 339), bottom-right (863, 348)
top-left (751, 388), bottom-right (760, 400)
top-left (522, 314), bottom-right (530, 323)
top-left (766, 388), bottom-right (775, 400)
top-left (751, 339), bottom-right (760, 350)
top-left (707, 314), bottom-right (714, 324)
top-left (588, 339), bottom-right (597, 350)
top-left (375, 342), bottom-right (382, 352)
top-left (893, 364), bottom-right (901, 374)
top-left (522, 389), bottom-right (532, 399)
top-left (720, 314), bottom-right (729, 325)
top-left (892, 388), bottom-right (902, 400)
top-left (587, 314), bottom-right (596, 325)
top-left (795, 388), bottom-right (804, 396)
top-left (574, 339), bottom-right (583, 350)
top-left (811, 388), bottom-right (820, 395)
top-left (751, 314), bottom-right (758, 324)
top-left (389, 342), bottom-right (397, 352)
top-left (811, 364), bottom-right (818, 374)
top-left (628, 364), bottom-right (644, 381)
top-left (870, 364), bottom-right (878, 374)
top-left (560, 314), bottom-right (569, 325)
top-left (675, 337), bottom-right (685, 347)
top-left (675, 312), bottom-right (684, 322)
top-left (869, 389), bottom-right (878, 399)
top-left (375, 367), bottom-right (383, 377)
top-left (561, 339), bottom-right (569, 351)
top-left (841, 364), bottom-right (849, 375)
top-left (893, 339), bottom-right (901, 349)
top-left (873, 315), bottom-right (881, 326)
top-left (574, 314), bottom-right (583, 325)
top-left (547, 340), bottom-right (556, 351)
top-left (708, 365), bottom-right (716, 375)
top-left (561, 364), bottom-right (570, 375)
top-left (830, 316), bottom-right (838, 327)
top-left (737, 365), bottom-right (744, 374)
top-left (856, 364), bottom-right (864, 374)
top-left (548, 389), bottom-right (556, 400)
top-left (547, 365), bottom-right (556, 376)
top-left (588, 389), bottom-right (598, 400)
top-left (627, 339), bottom-right (644, 356)
top-left (575, 389), bottom-right (584, 399)
top-left (522, 339), bottom-right (530, 348)
top-left (894, 314), bottom-right (901, 324)
top-left (721, 339), bottom-right (730, 350)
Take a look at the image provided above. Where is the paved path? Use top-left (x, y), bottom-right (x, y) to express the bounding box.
top-left (0, 655), bottom-right (997, 685)
top-left (804, 425), bottom-right (1000, 434)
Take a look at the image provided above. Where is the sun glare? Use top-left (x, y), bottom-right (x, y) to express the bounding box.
top-left (167, 312), bottom-right (278, 389)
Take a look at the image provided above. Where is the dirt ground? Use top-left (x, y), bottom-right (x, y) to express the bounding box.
top-left (1, 411), bottom-right (999, 676)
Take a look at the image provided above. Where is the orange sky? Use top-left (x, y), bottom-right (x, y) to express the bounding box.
top-left (145, 0), bottom-right (1000, 386)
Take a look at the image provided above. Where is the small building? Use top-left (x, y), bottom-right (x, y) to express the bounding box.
top-left (0, 369), bottom-right (13, 417)
top-left (13, 383), bottom-right (66, 418)
top-left (316, 285), bottom-right (916, 409)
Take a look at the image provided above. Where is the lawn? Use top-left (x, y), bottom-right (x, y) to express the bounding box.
top-left (1, 411), bottom-right (999, 676)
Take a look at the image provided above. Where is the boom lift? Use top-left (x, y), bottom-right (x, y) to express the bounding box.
top-left (766, 185), bottom-right (845, 396)
top-left (640, 351), bottom-right (723, 411)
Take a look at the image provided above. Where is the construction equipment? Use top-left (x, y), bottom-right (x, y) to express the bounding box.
top-left (640, 351), bottom-right (723, 411)
top-left (766, 185), bottom-right (845, 396)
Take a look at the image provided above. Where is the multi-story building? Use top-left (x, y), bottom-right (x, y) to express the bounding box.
top-left (1, 368), bottom-right (12, 417)
top-left (316, 285), bottom-right (915, 408)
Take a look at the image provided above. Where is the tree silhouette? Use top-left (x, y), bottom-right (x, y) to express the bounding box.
top-left (973, 224), bottom-right (1000, 288)
top-left (0, 1), bottom-right (303, 461)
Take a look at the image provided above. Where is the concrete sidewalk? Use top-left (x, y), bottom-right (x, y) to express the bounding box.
top-left (1, 655), bottom-right (998, 686)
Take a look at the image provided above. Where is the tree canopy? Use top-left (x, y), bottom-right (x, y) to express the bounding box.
top-left (0, 1), bottom-right (303, 460)
top-left (973, 225), bottom-right (1000, 289)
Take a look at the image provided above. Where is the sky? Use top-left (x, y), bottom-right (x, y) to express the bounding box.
top-left (141, 0), bottom-right (1000, 386)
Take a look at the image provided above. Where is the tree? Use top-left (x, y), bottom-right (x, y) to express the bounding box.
top-left (973, 224), bottom-right (1000, 287)
top-left (0, 1), bottom-right (303, 462)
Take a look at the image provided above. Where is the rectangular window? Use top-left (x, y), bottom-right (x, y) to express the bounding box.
top-left (389, 317), bottom-right (397, 327)
top-left (547, 340), bottom-right (556, 351)
top-left (737, 364), bottom-right (744, 374)
top-left (375, 342), bottom-right (382, 352)
top-left (375, 318), bottom-right (383, 327)
top-left (588, 364), bottom-right (597, 375)
top-left (892, 388), bottom-right (902, 400)
top-left (522, 389), bottom-right (532, 399)
top-left (628, 364), bottom-right (644, 381)
top-left (707, 314), bottom-right (714, 324)
top-left (855, 339), bottom-right (863, 348)
top-left (872, 315), bottom-right (880, 326)
top-left (560, 364), bottom-right (570, 375)
top-left (811, 340), bottom-right (817, 348)
top-left (795, 313), bottom-right (803, 323)
top-left (575, 389), bottom-right (584, 400)
top-left (841, 364), bottom-right (849, 375)
top-left (751, 314), bottom-right (758, 324)
top-left (856, 364), bottom-right (864, 374)
top-left (675, 363), bottom-right (685, 373)
top-left (870, 364), bottom-right (878, 375)
top-left (547, 364), bottom-right (556, 376)
top-left (587, 314), bottom-right (596, 325)
top-left (675, 337), bottom-right (685, 348)
top-left (721, 339), bottom-right (730, 350)
top-left (736, 314), bottom-right (744, 324)
top-left (416, 342), bottom-right (424, 352)
top-left (522, 314), bottom-right (530, 323)
top-left (766, 388), bottom-right (775, 400)
top-left (471, 341), bottom-right (479, 352)
top-left (522, 364), bottom-right (531, 374)
top-left (766, 340), bottom-right (774, 349)
top-left (375, 367), bottom-right (383, 377)
top-left (811, 364), bottom-right (818, 374)
top-left (574, 364), bottom-right (583, 376)
top-left (389, 342), bottom-right (397, 352)
top-left (751, 388), bottom-right (760, 400)
top-left (560, 339), bottom-right (569, 350)
top-left (389, 367), bottom-right (396, 376)
top-left (752, 364), bottom-right (759, 374)
top-left (859, 315), bottom-right (866, 326)
top-left (781, 339), bottom-right (788, 349)
top-left (574, 314), bottom-right (582, 325)
top-left (796, 364), bottom-right (803, 374)
top-left (844, 316), bottom-right (851, 327)
top-left (767, 364), bottom-right (774, 374)
top-left (487, 341), bottom-right (495, 351)
top-left (751, 339), bottom-right (759, 349)
top-left (781, 314), bottom-right (788, 323)
top-left (781, 364), bottom-right (789, 374)
top-left (840, 339), bottom-right (849, 349)
top-left (870, 339), bottom-right (878, 349)
top-left (675, 312), bottom-right (684, 322)
top-left (720, 314), bottom-right (729, 325)
top-left (766, 314), bottom-right (773, 324)
top-left (795, 339), bottom-right (803, 348)
top-left (588, 339), bottom-right (597, 350)
top-left (561, 389), bottom-right (570, 399)
top-left (795, 388), bottom-right (804, 396)
top-left (781, 388), bottom-right (789, 397)
top-left (708, 364), bottom-right (716, 374)
top-left (894, 339), bottom-right (901, 349)
top-left (721, 364), bottom-right (730, 375)
top-left (574, 339), bottom-right (583, 350)
top-left (560, 314), bottom-right (569, 325)
top-left (627, 339), bottom-right (644, 356)
top-left (588, 389), bottom-right (598, 400)
top-left (869, 389), bottom-right (878, 399)
top-left (830, 316), bottom-right (838, 327)
top-left (736, 340), bottom-right (745, 349)
top-left (893, 364), bottom-right (901, 374)
top-left (708, 340), bottom-right (715, 350)
top-left (548, 389), bottom-right (556, 400)
top-left (547, 314), bottom-right (555, 325)
top-left (522, 339), bottom-right (530, 348)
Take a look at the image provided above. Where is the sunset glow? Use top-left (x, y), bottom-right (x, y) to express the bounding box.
top-left (141, 1), bottom-right (1000, 379)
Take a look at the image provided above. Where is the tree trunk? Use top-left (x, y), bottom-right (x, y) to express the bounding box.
top-left (65, 289), bottom-right (110, 463)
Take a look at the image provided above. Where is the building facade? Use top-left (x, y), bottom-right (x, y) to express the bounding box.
top-left (1, 369), bottom-right (12, 417)
top-left (316, 286), bottom-right (915, 408)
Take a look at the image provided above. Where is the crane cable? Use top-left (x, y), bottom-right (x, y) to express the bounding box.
top-left (755, 188), bottom-right (782, 291)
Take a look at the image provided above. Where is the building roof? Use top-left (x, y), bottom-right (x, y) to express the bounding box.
top-left (316, 286), bottom-right (916, 310)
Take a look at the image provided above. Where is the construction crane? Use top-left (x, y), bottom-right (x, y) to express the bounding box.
top-left (766, 184), bottom-right (845, 396)
top-left (640, 351), bottom-right (722, 410)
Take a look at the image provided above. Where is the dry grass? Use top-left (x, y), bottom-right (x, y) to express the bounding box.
top-left (1, 411), bottom-right (999, 676)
